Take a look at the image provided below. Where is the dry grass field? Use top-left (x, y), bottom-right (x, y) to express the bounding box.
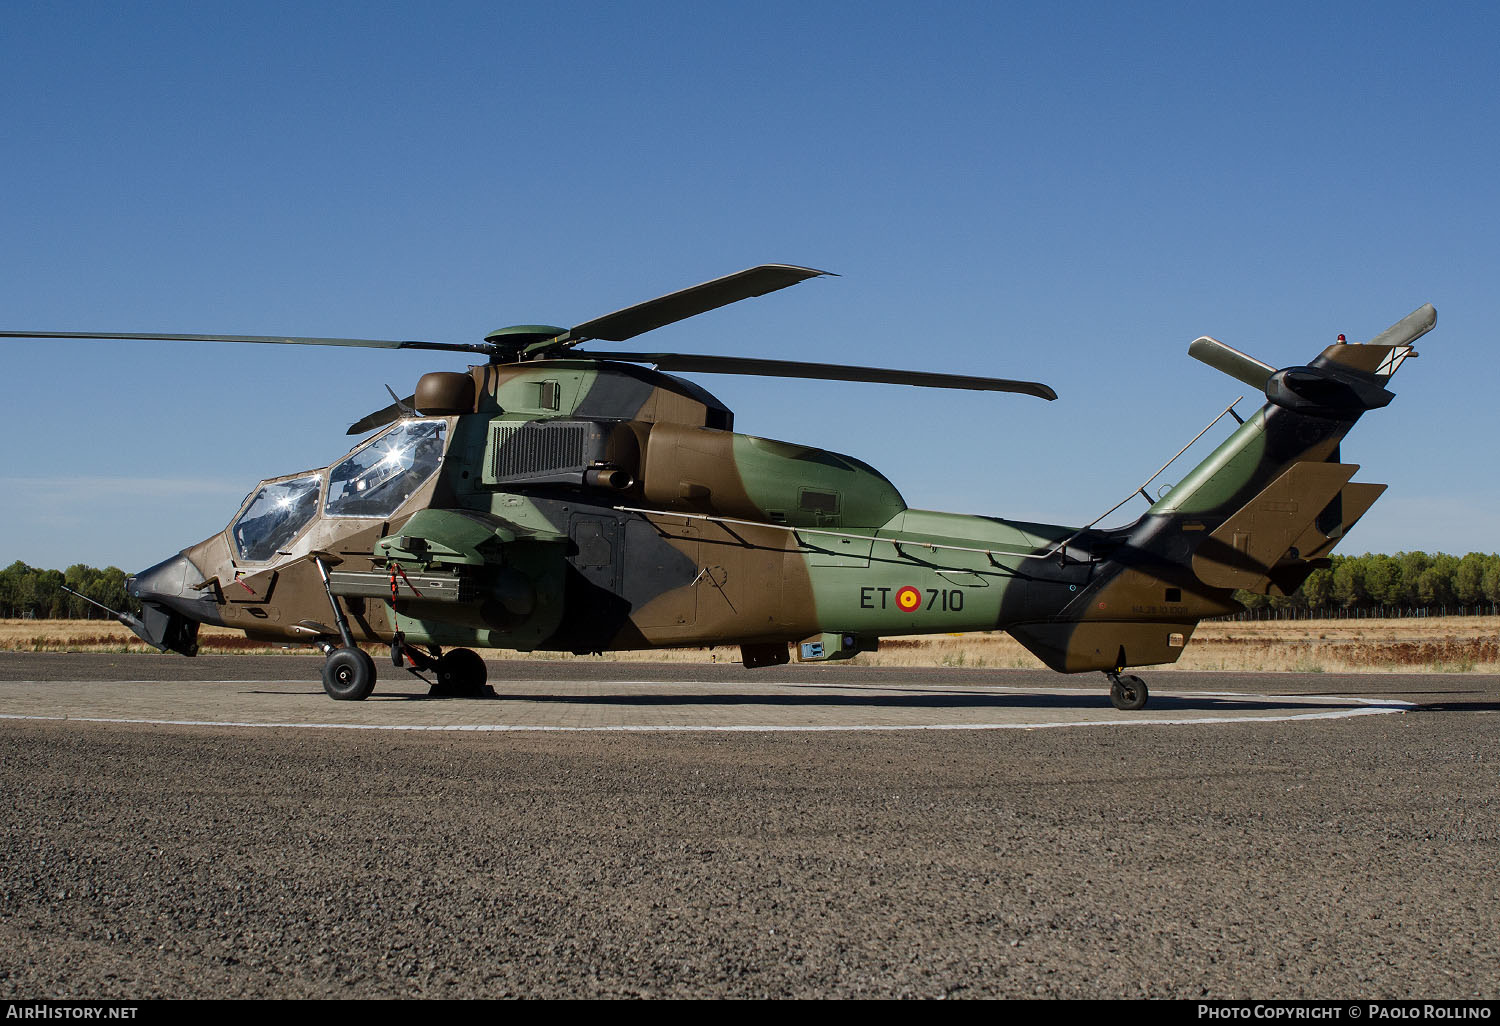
top-left (5, 616), bottom-right (1498, 673)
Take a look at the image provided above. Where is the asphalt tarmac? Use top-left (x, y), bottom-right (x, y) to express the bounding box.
top-left (1, 653), bottom-right (1496, 999)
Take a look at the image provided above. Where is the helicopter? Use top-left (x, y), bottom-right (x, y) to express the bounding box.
top-left (3, 266), bottom-right (1433, 709)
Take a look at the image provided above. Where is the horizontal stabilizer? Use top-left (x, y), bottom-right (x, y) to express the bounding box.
top-left (1188, 336), bottom-right (1276, 389)
top-left (1192, 462), bottom-right (1359, 591)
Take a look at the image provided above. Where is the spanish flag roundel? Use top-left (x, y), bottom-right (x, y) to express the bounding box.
top-left (895, 586), bottom-right (922, 612)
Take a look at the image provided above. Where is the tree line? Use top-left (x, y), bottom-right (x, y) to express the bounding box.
top-left (0, 561), bottom-right (136, 619)
top-left (1234, 551), bottom-right (1500, 616)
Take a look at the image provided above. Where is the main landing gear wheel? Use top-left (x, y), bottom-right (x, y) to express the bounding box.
top-left (1107, 672), bottom-right (1149, 711)
top-left (431, 648), bottom-right (488, 698)
top-left (323, 646), bottom-right (377, 701)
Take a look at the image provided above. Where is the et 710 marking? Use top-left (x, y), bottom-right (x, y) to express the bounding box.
top-left (859, 586), bottom-right (965, 612)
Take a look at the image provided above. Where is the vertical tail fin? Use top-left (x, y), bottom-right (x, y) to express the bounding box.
top-left (1151, 303), bottom-right (1431, 594)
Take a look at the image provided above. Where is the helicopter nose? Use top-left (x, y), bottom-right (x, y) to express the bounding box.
top-left (128, 553), bottom-right (219, 623)
top-left (122, 553), bottom-right (223, 657)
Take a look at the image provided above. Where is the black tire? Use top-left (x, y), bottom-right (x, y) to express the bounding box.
top-left (323, 647), bottom-right (377, 701)
top-left (1109, 674), bottom-right (1148, 711)
top-left (433, 648), bottom-right (487, 698)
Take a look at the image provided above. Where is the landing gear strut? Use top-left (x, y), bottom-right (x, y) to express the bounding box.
top-left (1105, 670), bottom-right (1149, 711)
top-left (313, 553), bottom-right (377, 702)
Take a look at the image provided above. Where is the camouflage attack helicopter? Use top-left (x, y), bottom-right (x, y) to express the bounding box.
top-left (3, 267), bottom-right (1433, 708)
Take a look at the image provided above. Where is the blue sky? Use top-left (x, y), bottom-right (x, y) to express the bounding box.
top-left (2, 1), bottom-right (1496, 571)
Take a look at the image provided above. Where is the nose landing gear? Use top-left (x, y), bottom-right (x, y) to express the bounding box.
top-left (310, 553), bottom-right (493, 701)
top-left (317, 636), bottom-right (493, 700)
top-left (313, 553), bottom-right (377, 701)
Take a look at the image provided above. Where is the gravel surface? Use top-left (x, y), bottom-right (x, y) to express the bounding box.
top-left (1, 655), bottom-right (1497, 999)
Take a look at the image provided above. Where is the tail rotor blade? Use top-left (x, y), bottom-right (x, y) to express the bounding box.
top-left (1366, 303), bottom-right (1436, 348)
top-left (1188, 336), bottom-right (1276, 389)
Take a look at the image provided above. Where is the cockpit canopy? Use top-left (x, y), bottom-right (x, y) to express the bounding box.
top-left (232, 473), bottom-right (322, 562)
top-left (325, 420), bottom-right (446, 518)
top-left (229, 419), bottom-right (447, 563)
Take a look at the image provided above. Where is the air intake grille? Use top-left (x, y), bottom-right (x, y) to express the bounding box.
top-left (490, 422), bottom-right (588, 479)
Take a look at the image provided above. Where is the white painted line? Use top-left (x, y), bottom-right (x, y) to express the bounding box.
top-left (0, 697), bottom-right (1413, 734)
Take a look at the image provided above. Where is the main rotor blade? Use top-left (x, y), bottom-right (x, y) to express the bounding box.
top-left (581, 351), bottom-right (1058, 400)
top-left (347, 393), bottom-right (417, 435)
top-left (554, 264), bottom-right (833, 348)
top-left (0, 330), bottom-right (490, 353)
